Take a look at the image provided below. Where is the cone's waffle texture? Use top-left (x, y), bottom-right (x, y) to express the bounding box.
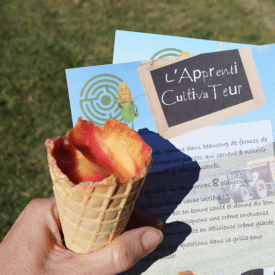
top-left (45, 119), bottom-right (152, 254)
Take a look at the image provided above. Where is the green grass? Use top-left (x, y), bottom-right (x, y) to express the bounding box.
top-left (1, 0), bottom-right (275, 241)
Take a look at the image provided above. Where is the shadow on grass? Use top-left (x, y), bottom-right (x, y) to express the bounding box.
top-left (121, 129), bottom-right (200, 275)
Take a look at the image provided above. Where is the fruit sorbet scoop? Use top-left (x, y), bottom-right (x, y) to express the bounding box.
top-left (45, 117), bottom-right (152, 253)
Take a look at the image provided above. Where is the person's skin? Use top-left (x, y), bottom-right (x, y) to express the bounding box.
top-left (0, 197), bottom-right (164, 275)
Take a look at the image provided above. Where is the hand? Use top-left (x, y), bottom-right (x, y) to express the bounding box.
top-left (0, 197), bottom-right (163, 275)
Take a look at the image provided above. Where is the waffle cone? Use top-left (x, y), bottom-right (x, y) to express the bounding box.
top-left (46, 139), bottom-right (151, 254)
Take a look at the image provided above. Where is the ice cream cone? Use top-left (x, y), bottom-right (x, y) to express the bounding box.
top-left (45, 118), bottom-right (152, 253)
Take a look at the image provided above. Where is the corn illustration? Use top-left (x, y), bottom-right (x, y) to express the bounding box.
top-left (114, 82), bottom-right (144, 130)
top-left (179, 51), bottom-right (189, 56)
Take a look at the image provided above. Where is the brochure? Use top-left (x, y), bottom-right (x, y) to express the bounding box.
top-left (66, 44), bottom-right (275, 274)
top-left (113, 30), bottom-right (256, 64)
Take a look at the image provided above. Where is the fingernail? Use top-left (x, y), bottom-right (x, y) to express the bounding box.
top-left (141, 229), bottom-right (163, 251)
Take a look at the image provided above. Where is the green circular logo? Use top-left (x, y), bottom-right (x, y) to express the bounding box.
top-left (80, 74), bottom-right (124, 126)
top-left (150, 48), bottom-right (186, 60)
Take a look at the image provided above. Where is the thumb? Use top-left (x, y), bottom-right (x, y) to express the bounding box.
top-left (74, 227), bottom-right (163, 275)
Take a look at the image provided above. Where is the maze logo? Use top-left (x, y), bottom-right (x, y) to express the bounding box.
top-left (80, 74), bottom-right (124, 126)
top-left (150, 48), bottom-right (189, 60)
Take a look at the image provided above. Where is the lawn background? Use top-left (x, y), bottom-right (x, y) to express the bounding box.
top-left (1, 0), bottom-right (275, 241)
